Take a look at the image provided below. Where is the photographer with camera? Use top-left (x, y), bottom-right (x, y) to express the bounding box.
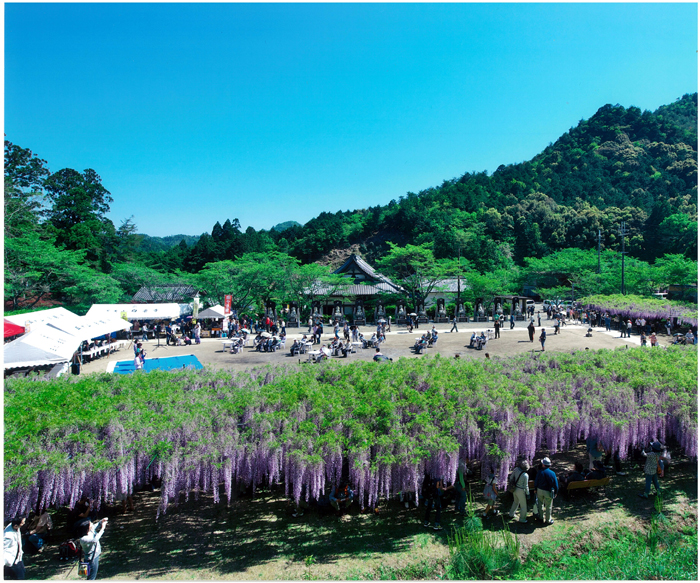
top-left (79, 518), bottom-right (108, 580)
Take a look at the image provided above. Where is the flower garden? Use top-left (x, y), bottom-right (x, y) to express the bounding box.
top-left (4, 346), bottom-right (697, 520)
top-left (581, 294), bottom-right (698, 327)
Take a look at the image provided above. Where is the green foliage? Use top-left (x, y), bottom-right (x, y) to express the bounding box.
top-left (4, 140), bottom-right (50, 239)
top-left (4, 347), bottom-right (697, 518)
top-left (514, 522), bottom-right (698, 580)
top-left (448, 520), bottom-right (521, 579)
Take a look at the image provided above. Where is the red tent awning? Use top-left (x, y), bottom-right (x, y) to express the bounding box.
top-left (4, 319), bottom-right (25, 339)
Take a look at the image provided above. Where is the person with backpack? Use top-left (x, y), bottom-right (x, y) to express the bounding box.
top-left (534, 457), bottom-right (558, 525)
top-left (79, 518), bottom-right (108, 580)
top-left (4, 516), bottom-right (26, 580)
top-left (507, 460), bottom-right (530, 524)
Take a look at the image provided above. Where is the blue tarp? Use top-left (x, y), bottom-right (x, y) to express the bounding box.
top-left (113, 355), bottom-right (203, 374)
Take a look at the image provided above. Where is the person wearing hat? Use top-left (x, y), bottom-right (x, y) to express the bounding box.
top-left (508, 460), bottom-right (530, 524)
top-left (534, 458), bottom-right (559, 525)
top-left (639, 441), bottom-right (664, 499)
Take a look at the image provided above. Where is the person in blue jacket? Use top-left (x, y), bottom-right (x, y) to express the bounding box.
top-left (534, 457), bottom-right (559, 525)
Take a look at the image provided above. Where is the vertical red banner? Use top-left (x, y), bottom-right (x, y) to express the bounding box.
top-left (224, 295), bottom-right (232, 316)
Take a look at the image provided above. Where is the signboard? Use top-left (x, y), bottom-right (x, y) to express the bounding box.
top-left (224, 295), bottom-right (232, 316)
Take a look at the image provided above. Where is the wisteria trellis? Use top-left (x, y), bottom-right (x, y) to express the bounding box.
top-left (581, 294), bottom-right (698, 327)
top-left (4, 346), bottom-right (697, 518)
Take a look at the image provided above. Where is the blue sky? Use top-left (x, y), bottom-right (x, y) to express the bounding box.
top-left (5, 3), bottom-right (697, 238)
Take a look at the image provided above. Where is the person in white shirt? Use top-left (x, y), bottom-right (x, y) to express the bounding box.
top-left (4, 516), bottom-right (25, 580)
top-left (79, 518), bottom-right (108, 580)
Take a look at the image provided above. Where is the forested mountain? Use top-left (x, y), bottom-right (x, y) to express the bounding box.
top-left (146, 94), bottom-right (696, 273)
top-left (5, 94), bottom-right (697, 312)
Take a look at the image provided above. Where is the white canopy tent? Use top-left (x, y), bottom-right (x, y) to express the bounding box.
top-left (4, 323), bottom-right (82, 369)
top-left (86, 303), bottom-right (191, 321)
top-left (196, 305), bottom-right (226, 319)
top-left (48, 315), bottom-right (132, 341)
top-left (5, 307), bottom-right (79, 331)
top-left (4, 308), bottom-right (134, 370)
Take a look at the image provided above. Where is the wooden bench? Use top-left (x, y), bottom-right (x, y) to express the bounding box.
top-left (566, 477), bottom-right (611, 495)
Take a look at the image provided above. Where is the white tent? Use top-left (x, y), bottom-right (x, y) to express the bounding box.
top-left (4, 323), bottom-right (81, 369)
top-left (86, 303), bottom-right (191, 320)
top-left (48, 315), bottom-right (132, 341)
top-left (196, 305), bottom-right (226, 319)
top-left (4, 309), bottom-right (134, 370)
top-left (5, 307), bottom-right (79, 331)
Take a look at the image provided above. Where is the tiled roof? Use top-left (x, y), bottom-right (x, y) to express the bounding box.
top-left (333, 254), bottom-right (403, 293)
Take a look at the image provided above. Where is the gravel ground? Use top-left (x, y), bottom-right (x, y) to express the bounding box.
top-left (80, 317), bottom-right (668, 375)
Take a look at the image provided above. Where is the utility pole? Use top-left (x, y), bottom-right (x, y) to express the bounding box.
top-left (597, 229), bottom-right (601, 275)
top-left (457, 247), bottom-right (461, 303)
top-left (619, 222), bottom-right (629, 295)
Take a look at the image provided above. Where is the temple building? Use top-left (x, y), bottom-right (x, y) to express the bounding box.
top-left (311, 254), bottom-right (403, 321)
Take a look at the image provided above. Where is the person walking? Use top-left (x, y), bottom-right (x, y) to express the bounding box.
top-left (450, 315), bottom-right (458, 333)
top-left (539, 328), bottom-right (547, 351)
top-left (141, 323), bottom-right (148, 342)
top-left (494, 318), bottom-right (500, 339)
top-left (534, 457), bottom-right (558, 525)
top-left (508, 460), bottom-right (530, 524)
top-left (638, 441), bottom-right (664, 499)
top-left (527, 320), bottom-right (535, 342)
top-left (79, 518), bottom-right (108, 580)
top-left (510, 313), bottom-right (515, 330)
top-left (4, 516), bottom-right (26, 580)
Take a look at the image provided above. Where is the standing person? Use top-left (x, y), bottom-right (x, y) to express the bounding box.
top-left (494, 317), bottom-right (500, 339)
top-left (626, 319), bottom-right (633, 338)
top-left (422, 475), bottom-right (446, 531)
top-left (307, 317), bottom-right (313, 333)
top-left (539, 328), bottom-right (546, 351)
top-left (586, 435), bottom-right (604, 471)
top-left (534, 458), bottom-right (558, 525)
top-left (194, 322), bottom-right (201, 345)
top-left (605, 314), bottom-right (611, 331)
top-left (510, 313), bottom-right (515, 330)
top-left (454, 457), bottom-right (468, 516)
top-left (508, 460), bottom-right (530, 524)
top-left (79, 518), bottom-right (108, 580)
top-left (450, 315), bottom-right (458, 333)
top-left (141, 323), bottom-right (148, 342)
top-left (527, 320), bottom-right (535, 342)
top-left (4, 516), bottom-right (26, 580)
top-left (537, 312), bottom-right (541, 327)
top-left (482, 467), bottom-right (499, 518)
top-left (638, 442), bottom-right (664, 499)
